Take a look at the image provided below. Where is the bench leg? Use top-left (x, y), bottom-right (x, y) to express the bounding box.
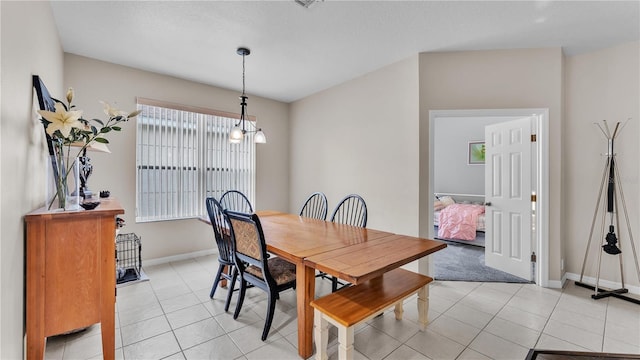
top-left (417, 285), bottom-right (429, 331)
top-left (394, 301), bottom-right (404, 320)
top-left (338, 325), bottom-right (355, 360)
top-left (314, 309), bottom-right (329, 360)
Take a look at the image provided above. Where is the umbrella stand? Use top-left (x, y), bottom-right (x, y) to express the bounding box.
top-left (575, 120), bottom-right (640, 305)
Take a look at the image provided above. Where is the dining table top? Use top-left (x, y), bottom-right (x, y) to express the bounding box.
top-left (256, 210), bottom-right (399, 261)
top-left (303, 233), bottom-right (446, 284)
top-left (256, 210), bottom-right (446, 268)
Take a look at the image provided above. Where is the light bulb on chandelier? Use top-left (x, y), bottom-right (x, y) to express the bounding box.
top-left (229, 47), bottom-right (266, 144)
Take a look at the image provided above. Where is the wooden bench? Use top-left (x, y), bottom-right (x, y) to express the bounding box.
top-left (310, 268), bottom-right (434, 360)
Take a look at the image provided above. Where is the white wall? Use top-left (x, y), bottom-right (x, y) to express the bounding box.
top-left (64, 54), bottom-right (290, 260)
top-left (564, 41), bottom-right (639, 287)
top-left (0, 2), bottom-right (64, 358)
top-left (434, 116), bottom-right (514, 195)
top-left (289, 55), bottom-right (420, 235)
top-left (419, 48), bottom-right (564, 282)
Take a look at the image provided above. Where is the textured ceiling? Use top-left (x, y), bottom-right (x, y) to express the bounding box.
top-left (51, 1), bottom-right (639, 103)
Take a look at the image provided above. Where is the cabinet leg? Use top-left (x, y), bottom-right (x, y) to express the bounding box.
top-left (26, 334), bottom-right (45, 360)
top-left (101, 317), bottom-right (115, 360)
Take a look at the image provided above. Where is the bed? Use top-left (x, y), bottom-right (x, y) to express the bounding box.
top-left (434, 193), bottom-right (485, 242)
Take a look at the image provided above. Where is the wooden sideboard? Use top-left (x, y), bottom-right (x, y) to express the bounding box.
top-left (25, 199), bottom-right (124, 360)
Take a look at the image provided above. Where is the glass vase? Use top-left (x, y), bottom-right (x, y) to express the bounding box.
top-left (49, 155), bottom-right (80, 211)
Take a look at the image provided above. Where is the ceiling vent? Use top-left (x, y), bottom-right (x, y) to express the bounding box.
top-left (294, 0), bottom-right (322, 8)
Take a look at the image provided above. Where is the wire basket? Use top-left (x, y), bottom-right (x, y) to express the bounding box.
top-left (116, 233), bottom-right (142, 284)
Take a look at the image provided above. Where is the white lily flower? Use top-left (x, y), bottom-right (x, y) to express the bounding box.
top-left (38, 102), bottom-right (84, 139)
top-left (66, 87), bottom-right (74, 104)
top-left (100, 101), bottom-right (128, 118)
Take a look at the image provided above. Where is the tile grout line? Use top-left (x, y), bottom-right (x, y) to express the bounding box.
top-left (52, 261), bottom-right (639, 360)
top-left (529, 285), bottom-right (562, 352)
top-left (453, 282), bottom-right (525, 359)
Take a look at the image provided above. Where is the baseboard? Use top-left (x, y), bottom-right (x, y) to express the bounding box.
top-left (546, 272), bottom-right (567, 289)
top-left (143, 249), bottom-right (216, 267)
top-left (565, 272), bottom-right (640, 295)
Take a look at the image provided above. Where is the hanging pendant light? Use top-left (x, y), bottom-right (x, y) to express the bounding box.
top-left (229, 47), bottom-right (266, 144)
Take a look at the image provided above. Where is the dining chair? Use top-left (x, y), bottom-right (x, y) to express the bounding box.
top-left (205, 197), bottom-right (238, 312)
top-left (324, 194), bottom-right (368, 291)
top-left (299, 192), bottom-right (328, 220)
top-left (225, 210), bottom-right (297, 341)
top-left (220, 190), bottom-right (253, 213)
top-left (330, 194), bottom-right (368, 227)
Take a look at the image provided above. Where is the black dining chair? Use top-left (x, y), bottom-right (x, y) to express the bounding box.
top-left (330, 194), bottom-right (368, 227)
top-left (299, 192), bottom-right (328, 220)
top-left (225, 210), bottom-right (297, 341)
top-left (205, 197), bottom-right (238, 312)
top-left (220, 190), bottom-right (253, 213)
top-left (323, 194), bottom-right (368, 291)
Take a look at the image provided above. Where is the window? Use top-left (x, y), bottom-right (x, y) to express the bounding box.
top-left (136, 98), bottom-right (256, 222)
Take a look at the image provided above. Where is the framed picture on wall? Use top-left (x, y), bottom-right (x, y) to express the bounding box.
top-left (468, 141), bottom-right (485, 165)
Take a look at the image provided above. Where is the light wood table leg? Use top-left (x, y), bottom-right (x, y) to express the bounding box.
top-left (338, 325), bottom-right (354, 360)
top-left (313, 309), bottom-right (328, 360)
top-left (417, 285), bottom-right (429, 331)
top-left (417, 255), bottom-right (430, 331)
top-left (296, 264), bottom-right (315, 358)
top-left (394, 302), bottom-right (404, 320)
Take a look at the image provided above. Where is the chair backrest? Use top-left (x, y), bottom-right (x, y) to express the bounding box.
top-left (220, 190), bottom-right (253, 213)
top-left (205, 197), bottom-right (234, 263)
top-left (330, 194), bottom-right (368, 227)
top-left (299, 192), bottom-right (328, 220)
top-left (225, 210), bottom-right (273, 286)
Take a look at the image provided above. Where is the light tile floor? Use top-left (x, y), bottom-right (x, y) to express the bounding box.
top-left (45, 254), bottom-right (640, 360)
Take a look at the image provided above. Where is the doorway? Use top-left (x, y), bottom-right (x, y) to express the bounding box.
top-left (428, 109), bottom-right (549, 286)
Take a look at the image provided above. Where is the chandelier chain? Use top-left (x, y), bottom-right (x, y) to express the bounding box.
top-left (242, 52), bottom-right (246, 97)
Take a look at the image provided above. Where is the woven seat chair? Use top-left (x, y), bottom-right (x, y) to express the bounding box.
top-left (225, 210), bottom-right (297, 341)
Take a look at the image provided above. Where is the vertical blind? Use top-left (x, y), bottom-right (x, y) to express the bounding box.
top-left (136, 98), bottom-right (256, 222)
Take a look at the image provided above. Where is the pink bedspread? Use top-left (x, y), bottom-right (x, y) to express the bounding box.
top-left (438, 204), bottom-right (485, 240)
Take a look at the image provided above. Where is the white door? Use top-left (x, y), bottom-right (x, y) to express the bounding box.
top-left (484, 117), bottom-right (533, 280)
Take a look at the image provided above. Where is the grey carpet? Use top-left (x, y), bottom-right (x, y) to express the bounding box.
top-left (433, 241), bottom-right (531, 283)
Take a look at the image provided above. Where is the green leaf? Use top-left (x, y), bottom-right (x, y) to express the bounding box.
top-left (92, 118), bottom-right (104, 126)
top-left (94, 137), bottom-right (109, 144)
top-left (100, 127), bottom-right (112, 133)
top-left (112, 126), bottom-right (121, 131)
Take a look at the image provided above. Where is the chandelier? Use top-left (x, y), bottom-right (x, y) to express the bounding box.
top-left (229, 47), bottom-right (266, 144)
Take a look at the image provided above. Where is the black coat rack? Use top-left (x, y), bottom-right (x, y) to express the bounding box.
top-left (575, 120), bottom-right (640, 305)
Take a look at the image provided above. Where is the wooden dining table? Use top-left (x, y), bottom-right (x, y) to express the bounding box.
top-left (254, 210), bottom-right (447, 359)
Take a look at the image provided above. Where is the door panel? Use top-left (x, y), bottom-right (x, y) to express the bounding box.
top-left (485, 117), bottom-right (532, 280)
